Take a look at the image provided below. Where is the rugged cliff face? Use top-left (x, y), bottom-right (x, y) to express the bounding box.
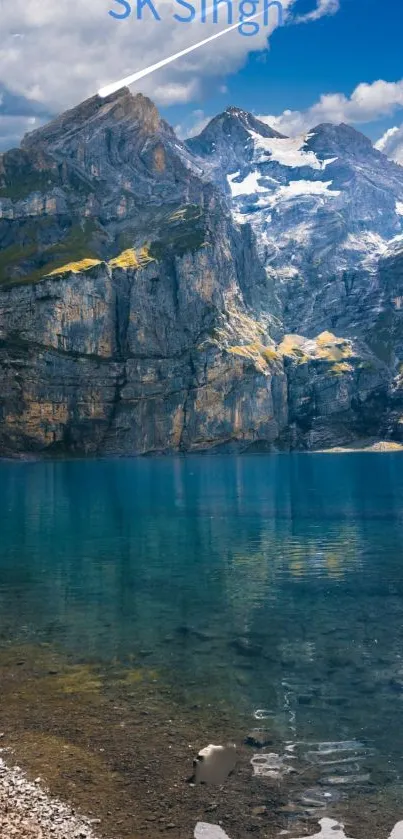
top-left (0, 90), bottom-right (290, 455)
top-left (188, 107), bottom-right (403, 450)
top-left (0, 91), bottom-right (399, 455)
top-left (0, 215), bottom-right (290, 455)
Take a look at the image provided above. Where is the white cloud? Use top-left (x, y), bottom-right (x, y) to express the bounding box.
top-left (0, 0), bottom-right (338, 130)
top-left (259, 79), bottom-right (403, 136)
top-left (292, 0), bottom-right (339, 23)
top-left (375, 125), bottom-right (400, 152)
top-left (177, 108), bottom-right (211, 138)
top-left (375, 124), bottom-right (403, 165)
top-left (152, 79), bottom-right (201, 105)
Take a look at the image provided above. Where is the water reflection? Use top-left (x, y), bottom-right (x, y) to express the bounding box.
top-left (1, 454), bottom-right (403, 831)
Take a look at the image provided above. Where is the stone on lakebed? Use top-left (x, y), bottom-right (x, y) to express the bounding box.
top-left (194, 744), bottom-right (236, 784)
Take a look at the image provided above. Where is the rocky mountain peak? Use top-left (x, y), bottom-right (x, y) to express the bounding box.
top-left (12, 87), bottom-right (204, 211)
top-left (21, 88), bottom-right (165, 153)
top-left (187, 107), bottom-right (284, 156)
top-left (129, 91), bottom-right (163, 132)
top-left (186, 106), bottom-right (286, 180)
top-left (305, 122), bottom-right (376, 159)
top-left (1, 90), bottom-right (403, 455)
top-left (223, 106), bottom-right (285, 138)
top-left (0, 87), bottom-right (223, 286)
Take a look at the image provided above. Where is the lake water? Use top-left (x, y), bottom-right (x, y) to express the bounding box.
top-left (0, 454), bottom-right (403, 838)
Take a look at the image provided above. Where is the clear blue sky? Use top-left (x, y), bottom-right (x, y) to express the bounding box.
top-left (162, 0), bottom-right (403, 139)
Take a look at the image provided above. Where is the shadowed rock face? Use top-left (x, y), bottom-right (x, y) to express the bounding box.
top-left (0, 93), bottom-right (399, 455)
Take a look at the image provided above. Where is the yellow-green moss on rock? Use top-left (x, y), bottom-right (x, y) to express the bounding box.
top-left (108, 246), bottom-right (154, 269)
top-left (47, 258), bottom-right (102, 277)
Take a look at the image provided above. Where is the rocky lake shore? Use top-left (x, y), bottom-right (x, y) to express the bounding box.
top-left (0, 751), bottom-right (102, 839)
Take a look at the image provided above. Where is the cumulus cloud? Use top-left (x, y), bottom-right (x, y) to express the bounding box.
top-left (259, 79), bottom-right (403, 136)
top-left (292, 0), bottom-right (339, 23)
top-left (0, 0), bottom-right (338, 124)
top-left (375, 124), bottom-right (403, 165)
top-left (152, 78), bottom-right (202, 105)
top-left (176, 107), bottom-right (210, 138)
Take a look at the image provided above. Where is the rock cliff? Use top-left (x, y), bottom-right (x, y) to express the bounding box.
top-left (0, 91), bottom-right (400, 455)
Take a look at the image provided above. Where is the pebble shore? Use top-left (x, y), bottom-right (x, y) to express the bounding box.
top-left (0, 753), bottom-right (103, 839)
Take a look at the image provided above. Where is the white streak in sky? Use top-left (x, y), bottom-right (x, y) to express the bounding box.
top-left (98, 9), bottom-right (267, 98)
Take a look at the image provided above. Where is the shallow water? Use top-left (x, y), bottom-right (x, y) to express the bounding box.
top-left (1, 454), bottom-right (403, 837)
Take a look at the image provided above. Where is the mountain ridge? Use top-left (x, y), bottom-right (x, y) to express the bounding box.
top-left (0, 92), bottom-right (402, 455)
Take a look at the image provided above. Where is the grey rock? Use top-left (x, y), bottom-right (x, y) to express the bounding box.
top-left (195, 824), bottom-right (232, 839)
top-left (1, 94), bottom-right (403, 454)
top-left (194, 744), bottom-right (236, 785)
top-left (244, 730), bottom-right (273, 749)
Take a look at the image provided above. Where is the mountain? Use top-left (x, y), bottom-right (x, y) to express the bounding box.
top-left (188, 113), bottom-right (403, 332)
top-left (0, 90), bottom-right (289, 455)
top-left (187, 107), bottom-right (285, 187)
top-left (0, 93), bottom-right (402, 455)
top-left (188, 109), bottom-right (403, 445)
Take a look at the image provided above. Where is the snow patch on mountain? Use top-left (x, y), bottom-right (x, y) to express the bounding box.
top-left (248, 131), bottom-right (337, 170)
top-left (227, 170), bottom-right (266, 197)
top-left (188, 109), bottom-right (403, 338)
top-left (264, 179), bottom-right (341, 205)
top-left (383, 233), bottom-right (403, 259)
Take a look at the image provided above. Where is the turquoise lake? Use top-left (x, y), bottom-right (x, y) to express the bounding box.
top-left (1, 453), bottom-right (403, 838)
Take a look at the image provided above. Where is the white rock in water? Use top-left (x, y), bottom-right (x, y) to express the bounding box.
top-left (292, 819), bottom-right (353, 838)
top-left (194, 823), bottom-right (232, 839)
top-left (292, 817), bottom-right (403, 838)
top-left (194, 744), bottom-right (236, 784)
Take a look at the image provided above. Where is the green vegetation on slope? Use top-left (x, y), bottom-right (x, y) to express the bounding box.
top-left (0, 221), bottom-right (100, 287)
top-left (0, 149), bottom-right (59, 201)
top-left (149, 204), bottom-right (208, 261)
top-left (0, 202), bottom-right (209, 288)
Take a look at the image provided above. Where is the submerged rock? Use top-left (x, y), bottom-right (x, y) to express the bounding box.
top-left (229, 637), bottom-right (263, 657)
top-left (250, 752), bottom-right (292, 778)
top-left (244, 730), bottom-right (273, 749)
top-left (298, 786), bottom-right (341, 808)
